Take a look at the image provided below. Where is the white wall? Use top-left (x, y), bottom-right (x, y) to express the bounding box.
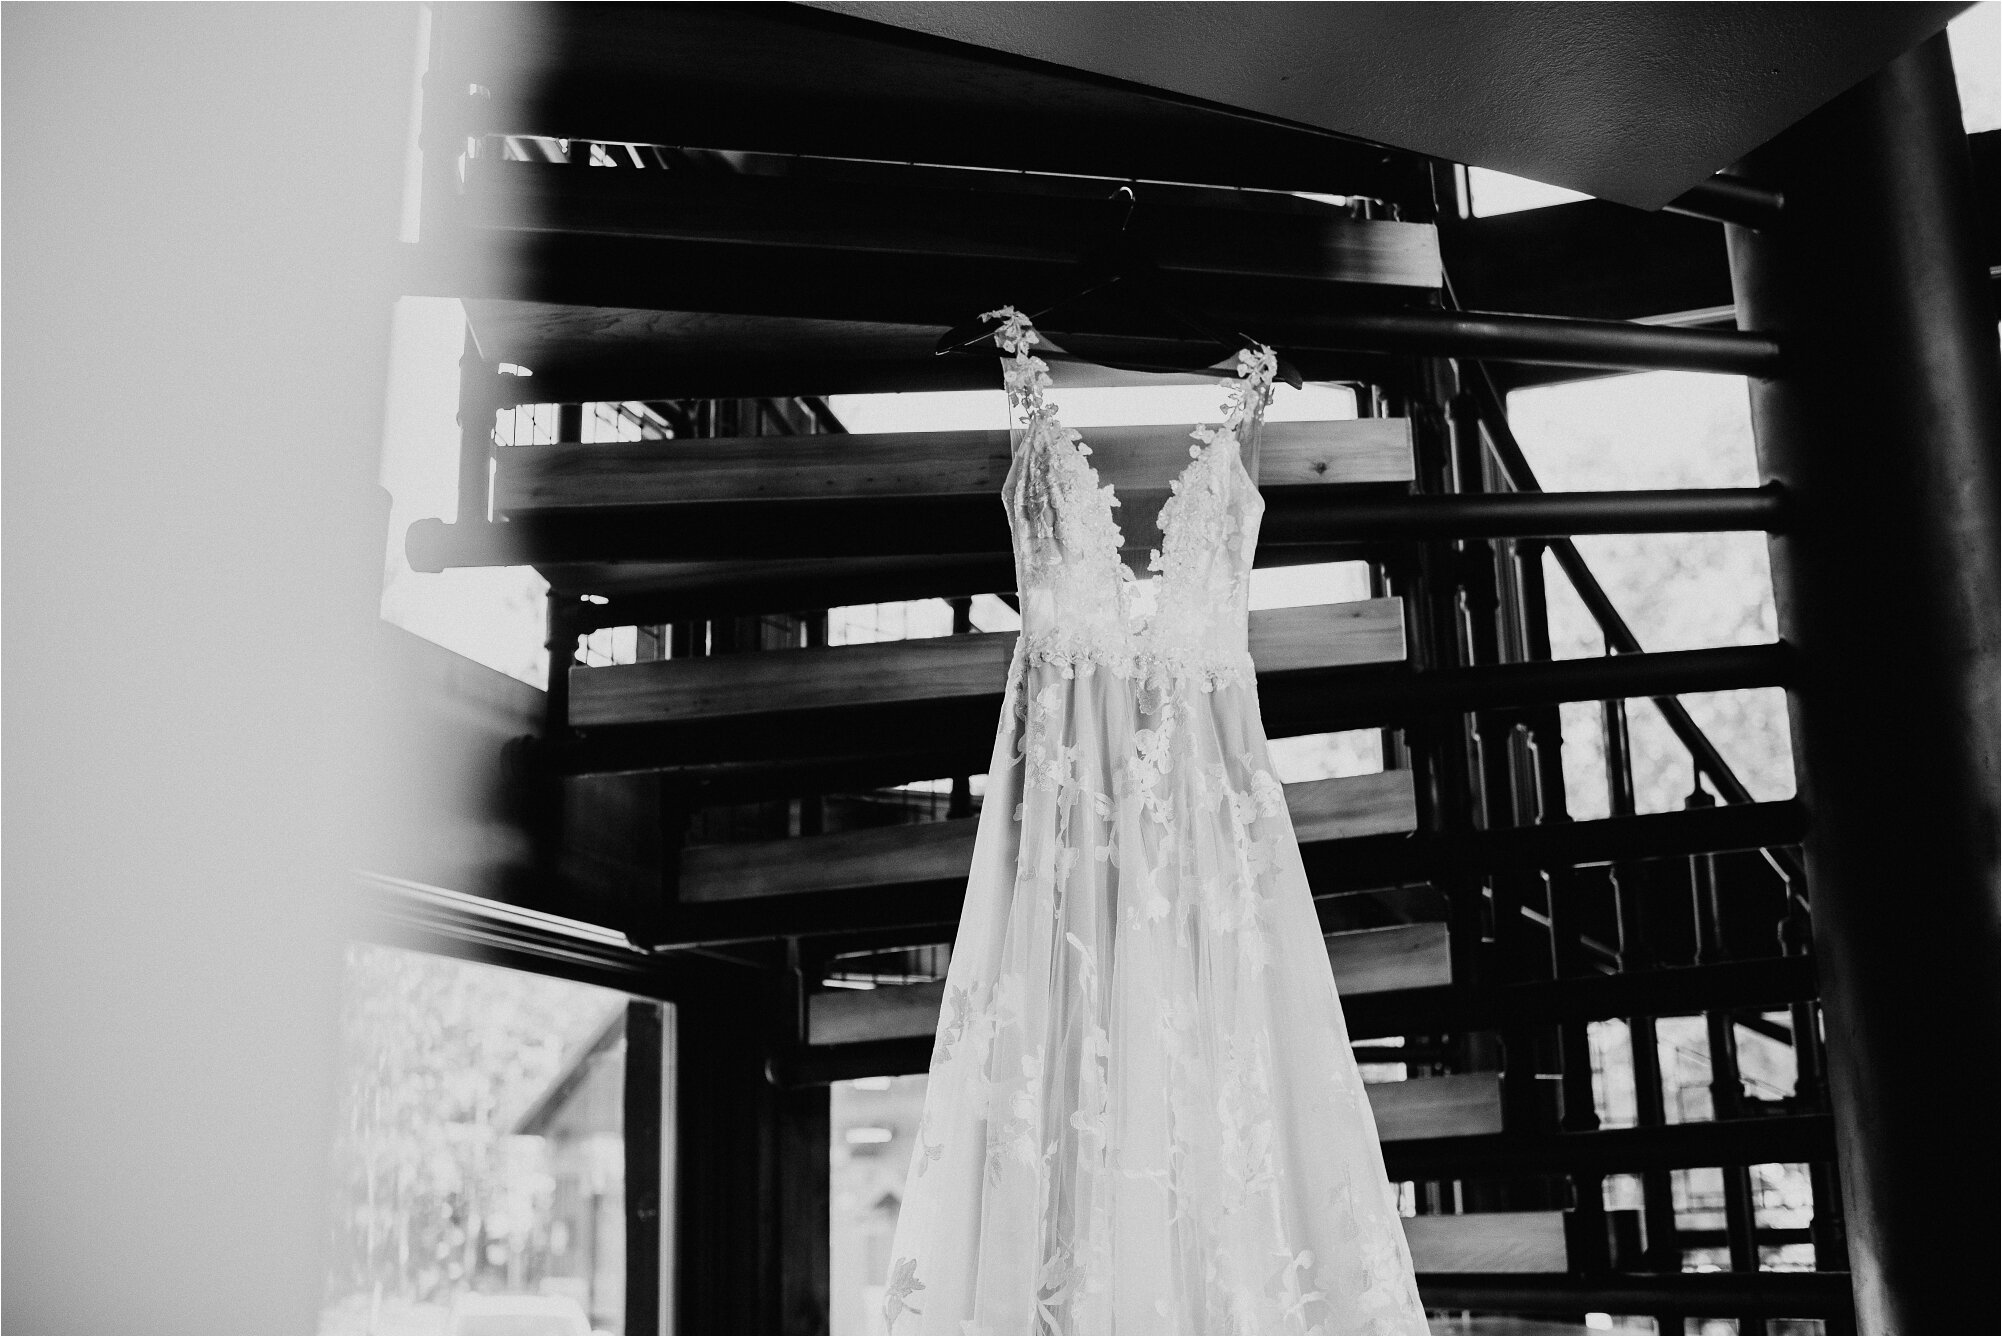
top-left (4, 6), bottom-right (420, 1329)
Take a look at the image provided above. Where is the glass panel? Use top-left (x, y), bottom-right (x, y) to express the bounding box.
top-left (321, 943), bottom-right (640, 1336)
top-left (377, 297), bottom-right (549, 687)
top-left (829, 1074), bottom-right (929, 1336)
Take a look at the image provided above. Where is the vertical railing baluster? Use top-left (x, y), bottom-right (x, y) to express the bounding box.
top-left (948, 597), bottom-right (974, 820)
top-left (1604, 688), bottom-right (1682, 1327)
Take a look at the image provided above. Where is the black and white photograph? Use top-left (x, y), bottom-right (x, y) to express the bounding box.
top-left (6, 4), bottom-right (1998, 1334)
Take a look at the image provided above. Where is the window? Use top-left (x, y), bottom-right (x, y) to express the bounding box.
top-left (829, 1074), bottom-right (930, 1336)
top-left (322, 944), bottom-right (653, 1336)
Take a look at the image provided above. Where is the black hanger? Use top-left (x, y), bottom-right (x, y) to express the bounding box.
top-left (935, 187), bottom-right (1305, 390)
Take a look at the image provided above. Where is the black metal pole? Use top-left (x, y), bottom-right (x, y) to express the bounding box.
top-left (1265, 485), bottom-right (1786, 542)
top-left (1663, 174), bottom-right (1785, 231)
top-left (1784, 889), bottom-right (1852, 1294)
top-left (1725, 33), bottom-right (2000, 1335)
top-left (1291, 307), bottom-right (1780, 376)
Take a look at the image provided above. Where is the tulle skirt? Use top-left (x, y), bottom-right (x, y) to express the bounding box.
top-left (883, 651), bottom-right (1429, 1335)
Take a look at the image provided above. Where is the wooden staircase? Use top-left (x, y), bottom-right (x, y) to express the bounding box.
top-left (389, 7), bottom-right (1867, 1330)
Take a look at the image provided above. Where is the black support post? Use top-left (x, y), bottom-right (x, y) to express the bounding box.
top-left (674, 983), bottom-right (831, 1335)
top-left (624, 1001), bottom-right (666, 1335)
top-left (948, 597), bottom-right (975, 820)
top-left (1726, 33), bottom-right (2001, 1335)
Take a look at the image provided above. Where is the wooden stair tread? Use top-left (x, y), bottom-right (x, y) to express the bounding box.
top-left (1364, 1072), bottom-right (1506, 1142)
top-left (686, 818), bottom-right (978, 902)
top-left (806, 920), bottom-right (1451, 1046)
top-left (1403, 1212), bottom-right (1570, 1274)
top-left (464, 157), bottom-right (1443, 290)
top-left (495, 419), bottom-right (1414, 513)
top-left (570, 598), bottom-right (1406, 728)
top-left (1325, 922), bottom-right (1454, 997)
top-left (682, 770), bottom-right (1417, 902)
top-left (1287, 771), bottom-right (1421, 845)
top-left (455, 300), bottom-right (1404, 407)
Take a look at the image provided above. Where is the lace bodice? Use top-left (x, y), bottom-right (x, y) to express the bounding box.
top-left (993, 308), bottom-right (1278, 689)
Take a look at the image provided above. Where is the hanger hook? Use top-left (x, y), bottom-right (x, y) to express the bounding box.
top-left (1110, 185), bottom-right (1138, 238)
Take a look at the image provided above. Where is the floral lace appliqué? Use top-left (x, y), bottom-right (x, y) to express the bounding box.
top-left (879, 311), bottom-right (1428, 1337)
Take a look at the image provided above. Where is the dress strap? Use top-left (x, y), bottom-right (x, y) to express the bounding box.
top-left (987, 306), bottom-right (1053, 423)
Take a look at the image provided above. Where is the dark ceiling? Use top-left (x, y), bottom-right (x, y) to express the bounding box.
top-left (807, 1), bottom-right (1969, 208)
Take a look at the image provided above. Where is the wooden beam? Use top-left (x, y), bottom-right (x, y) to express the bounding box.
top-left (808, 981), bottom-right (944, 1047)
top-left (569, 598), bottom-right (1406, 729)
top-left (806, 918), bottom-right (1452, 1047)
top-left (683, 771), bottom-right (1417, 904)
top-left (1365, 1073), bottom-right (1505, 1142)
top-left (1403, 1212), bottom-right (1569, 1274)
top-left (464, 158), bottom-right (1443, 291)
top-left (495, 420), bottom-right (1414, 514)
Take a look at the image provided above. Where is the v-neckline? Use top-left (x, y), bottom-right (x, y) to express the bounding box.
top-left (1018, 332), bottom-right (1265, 564)
top-left (989, 307), bottom-right (1277, 594)
top-left (1059, 416), bottom-right (1247, 576)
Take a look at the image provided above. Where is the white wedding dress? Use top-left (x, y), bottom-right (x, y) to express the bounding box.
top-left (882, 310), bottom-right (1428, 1336)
